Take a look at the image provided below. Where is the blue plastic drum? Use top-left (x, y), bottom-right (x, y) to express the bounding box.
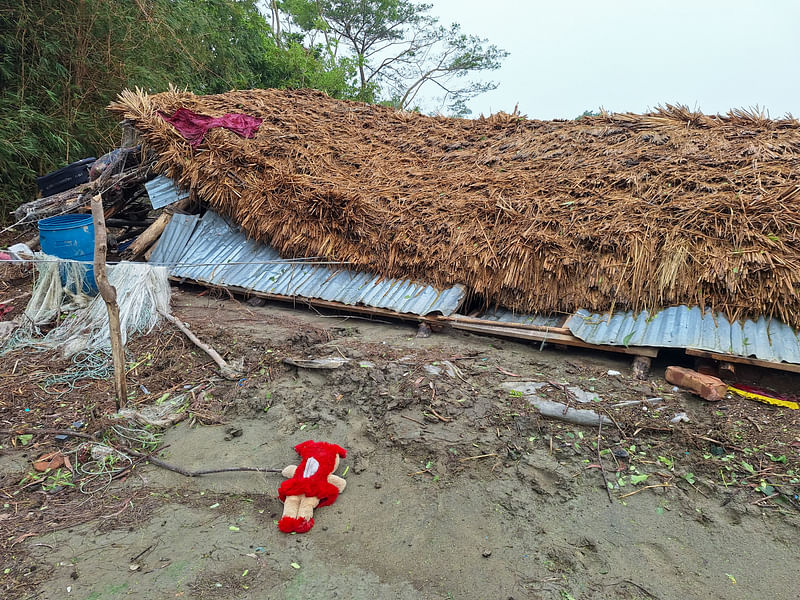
top-left (38, 214), bottom-right (97, 293)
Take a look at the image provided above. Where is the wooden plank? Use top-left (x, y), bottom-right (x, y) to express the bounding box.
top-left (443, 314), bottom-right (571, 335)
top-left (166, 278), bottom-right (660, 359)
top-left (169, 278), bottom-right (441, 323)
top-left (450, 321), bottom-right (659, 357)
top-left (686, 348), bottom-right (800, 374)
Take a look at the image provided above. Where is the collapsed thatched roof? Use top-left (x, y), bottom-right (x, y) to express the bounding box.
top-left (109, 88), bottom-right (800, 326)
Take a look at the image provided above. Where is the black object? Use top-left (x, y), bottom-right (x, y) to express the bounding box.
top-left (36, 157), bottom-right (96, 197)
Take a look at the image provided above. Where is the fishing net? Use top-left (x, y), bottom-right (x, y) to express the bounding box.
top-left (23, 254), bottom-right (93, 326)
top-left (4, 256), bottom-right (170, 358)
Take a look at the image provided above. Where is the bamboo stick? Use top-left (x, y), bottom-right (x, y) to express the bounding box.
top-left (91, 194), bottom-right (127, 409)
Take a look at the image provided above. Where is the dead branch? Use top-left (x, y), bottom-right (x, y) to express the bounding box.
top-left (159, 310), bottom-right (243, 380)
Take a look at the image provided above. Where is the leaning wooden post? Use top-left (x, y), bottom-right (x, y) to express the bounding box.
top-left (91, 194), bottom-right (127, 409)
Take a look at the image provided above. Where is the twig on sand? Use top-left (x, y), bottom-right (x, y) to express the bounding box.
top-left (459, 453), bottom-right (498, 462)
top-left (428, 405), bottom-right (451, 422)
top-left (604, 580), bottom-right (662, 600)
top-left (749, 492), bottom-right (780, 505)
top-left (124, 448), bottom-right (281, 477)
top-left (400, 414), bottom-right (426, 427)
top-left (0, 428), bottom-right (98, 441)
top-left (618, 483), bottom-right (672, 499)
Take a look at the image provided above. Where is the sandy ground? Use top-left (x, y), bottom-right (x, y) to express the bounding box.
top-left (3, 289), bottom-right (800, 600)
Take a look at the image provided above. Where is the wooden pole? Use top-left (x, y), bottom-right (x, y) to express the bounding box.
top-left (91, 194), bottom-right (127, 409)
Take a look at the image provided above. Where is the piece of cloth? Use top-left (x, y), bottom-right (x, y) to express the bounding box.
top-left (159, 108), bottom-right (262, 147)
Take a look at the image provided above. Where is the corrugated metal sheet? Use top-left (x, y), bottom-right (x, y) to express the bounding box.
top-left (474, 308), bottom-right (564, 328)
top-left (566, 306), bottom-right (800, 365)
top-left (144, 175), bottom-right (189, 210)
top-left (155, 211), bottom-right (465, 316)
top-left (149, 214), bottom-right (199, 265)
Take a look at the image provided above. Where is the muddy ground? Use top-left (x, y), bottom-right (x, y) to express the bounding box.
top-left (2, 286), bottom-right (800, 600)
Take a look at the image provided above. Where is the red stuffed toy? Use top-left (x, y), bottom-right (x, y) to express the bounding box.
top-left (278, 440), bottom-right (347, 533)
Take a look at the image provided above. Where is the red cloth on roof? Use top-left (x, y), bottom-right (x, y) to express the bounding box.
top-left (158, 108), bottom-right (262, 147)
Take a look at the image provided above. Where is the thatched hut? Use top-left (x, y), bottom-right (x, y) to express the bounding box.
top-left (110, 88), bottom-right (800, 328)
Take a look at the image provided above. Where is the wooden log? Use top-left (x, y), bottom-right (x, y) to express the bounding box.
top-left (632, 355), bottom-right (651, 380)
top-left (685, 348), bottom-right (800, 375)
top-left (91, 194), bottom-right (127, 410)
top-left (128, 212), bottom-right (172, 258)
top-left (129, 197), bottom-right (190, 259)
top-left (14, 185), bottom-right (92, 223)
top-left (14, 168), bottom-right (148, 224)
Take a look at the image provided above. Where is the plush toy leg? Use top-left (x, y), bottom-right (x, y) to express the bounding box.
top-left (297, 495), bottom-right (320, 523)
top-left (278, 494), bottom-right (320, 533)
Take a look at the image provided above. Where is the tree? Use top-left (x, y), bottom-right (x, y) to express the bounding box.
top-left (0, 0), bottom-right (359, 219)
top-left (278, 0), bottom-right (508, 114)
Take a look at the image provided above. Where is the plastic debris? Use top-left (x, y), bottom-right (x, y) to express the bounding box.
top-left (424, 364), bottom-right (442, 376)
top-left (728, 385), bottom-right (799, 410)
top-left (670, 412), bottom-right (690, 423)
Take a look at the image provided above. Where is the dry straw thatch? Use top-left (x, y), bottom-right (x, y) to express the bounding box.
top-left (109, 88), bottom-right (800, 326)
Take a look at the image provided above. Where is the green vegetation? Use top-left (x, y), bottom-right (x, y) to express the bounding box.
top-left (0, 1), bottom-right (507, 220)
top-left (279, 0), bottom-right (508, 114)
top-left (0, 0), bottom-right (357, 220)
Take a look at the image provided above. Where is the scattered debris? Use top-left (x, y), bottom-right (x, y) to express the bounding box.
top-left (502, 381), bottom-right (601, 404)
top-left (613, 397), bottom-right (663, 409)
top-left (424, 364), bottom-right (443, 376)
top-left (423, 360), bottom-right (461, 378)
top-left (670, 412), bottom-right (690, 423)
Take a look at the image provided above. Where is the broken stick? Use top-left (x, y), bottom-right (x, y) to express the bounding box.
top-left (124, 448), bottom-right (281, 477)
top-left (92, 194), bottom-right (127, 409)
top-left (159, 310), bottom-right (243, 380)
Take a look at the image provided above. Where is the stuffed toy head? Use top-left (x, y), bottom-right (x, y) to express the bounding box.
top-left (277, 440), bottom-right (347, 533)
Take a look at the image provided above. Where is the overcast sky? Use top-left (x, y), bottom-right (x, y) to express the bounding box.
top-left (425, 0), bottom-right (799, 119)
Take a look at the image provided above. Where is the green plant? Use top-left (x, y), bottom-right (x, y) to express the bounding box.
top-left (0, 0), bottom-right (361, 220)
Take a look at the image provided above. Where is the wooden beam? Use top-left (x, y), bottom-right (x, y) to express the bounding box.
top-left (166, 278), bottom-right (659, 359)
top-left (442, 314), bottom-right (571, 335)
top-left (450, 321), bottom-right (659, 357)
top-left (169, 278), bottom-right (443, 324)
top-left (685, 348), bottom-right (800, 374)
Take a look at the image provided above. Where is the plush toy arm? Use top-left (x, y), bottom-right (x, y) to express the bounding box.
top-left (328, 474), bottom-right (347, 492)
top-left (282, 465), bottom-right (297, 478)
